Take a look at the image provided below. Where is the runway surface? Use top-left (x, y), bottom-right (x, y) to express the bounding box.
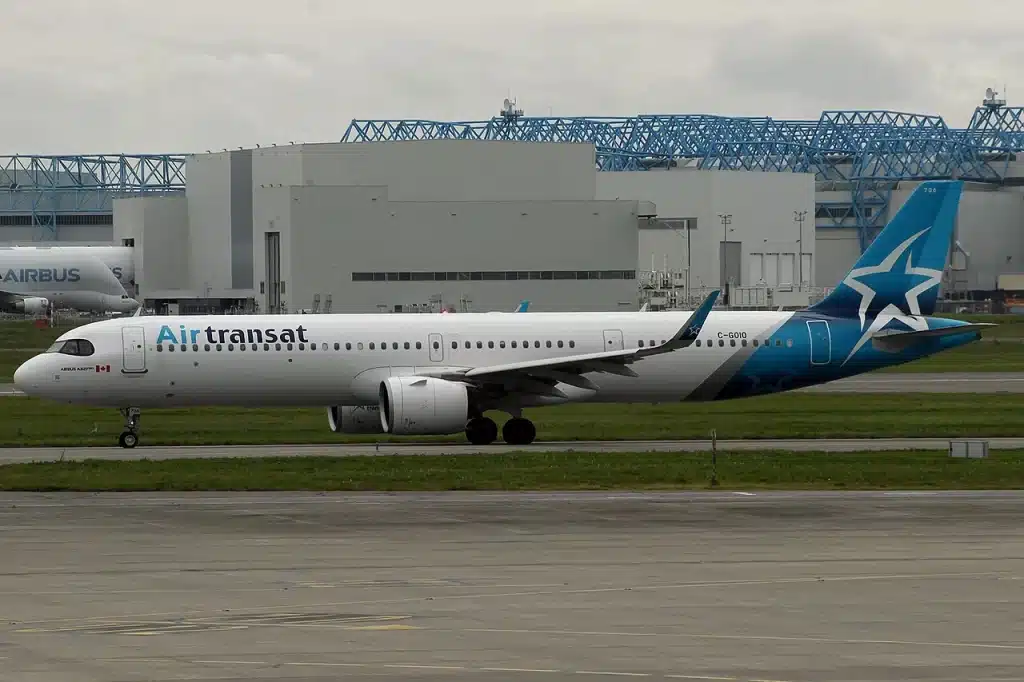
top-left (0, 436), bottom-right (1021, 463)
top-left (1, 490), bottom-right (1022, 681)
top-left (798, 371), bottom-right (1024, 393)
top-left (1, 372), bottom-right (1023, 400)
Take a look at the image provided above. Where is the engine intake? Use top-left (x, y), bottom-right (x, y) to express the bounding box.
top-left (327, 405), bottom-right (385, 434)
top-left (378, 376), bottom-right (469, 436)
top-left (14, 297), bottom-right (49, 315)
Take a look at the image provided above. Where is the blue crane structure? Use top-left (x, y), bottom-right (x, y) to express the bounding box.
top-left (3, 101), bottom-right (1024, 250)
top-left (0, 154), bottom-right (187, 240)
top-left (341, 102), bottom-right (1024, 252)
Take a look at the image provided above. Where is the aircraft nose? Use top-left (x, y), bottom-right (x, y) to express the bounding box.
top-left (13, 358), bottom-right (35, 391)
top-left (13, 355), bottom-right (49, 395)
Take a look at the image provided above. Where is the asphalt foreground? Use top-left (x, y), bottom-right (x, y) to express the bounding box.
top-left (1, 491), bottom-right (1022, 681)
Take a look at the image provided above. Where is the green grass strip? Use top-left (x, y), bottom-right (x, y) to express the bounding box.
top-left (1, 450), bottom-right (1022, 492)
top-left (2, 393), bottom-right (1022, 447)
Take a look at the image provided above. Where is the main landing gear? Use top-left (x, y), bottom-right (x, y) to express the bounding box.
top-left (118, 407), bottom-right (141, 449)
top-left (464, 415), bottom-right (537, 446)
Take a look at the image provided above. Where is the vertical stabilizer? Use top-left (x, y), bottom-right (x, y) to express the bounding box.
top-left (808, 180), bottom-right (963, 322)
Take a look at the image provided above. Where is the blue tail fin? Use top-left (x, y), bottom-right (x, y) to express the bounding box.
top-left (808, 180), bottom-right (963, 321)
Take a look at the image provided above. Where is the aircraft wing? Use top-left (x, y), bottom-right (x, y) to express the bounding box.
top-left (870, 322), bottom-right (995, 352)
top-left (420, 290), bottom-right (719, 398)
top-left (0, 290), bottom-right (30, 305)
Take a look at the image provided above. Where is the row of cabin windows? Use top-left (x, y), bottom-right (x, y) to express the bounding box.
top-left (639, 338), bottom-right (793, 348)
top-left (695, 338), bottom-right (792, 348)
top-left (155, 339), bottom-right (579, 353)
top-left (155, 336), bottom-right (793, 354)
top-left (452, 339), bottom-right (576, 350)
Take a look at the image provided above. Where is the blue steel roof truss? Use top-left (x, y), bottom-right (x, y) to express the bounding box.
top-left (1, 154), bottom-right (186, 239)
top-left (6, 106), bottom-right (1024, 247)
top-left (342, 107), bottom-right (1024, 252)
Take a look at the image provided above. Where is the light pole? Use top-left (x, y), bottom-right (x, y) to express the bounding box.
top-left (718, 213), bottom-right (733, 304)
top-left (794, 210), bottom-right (807, 290)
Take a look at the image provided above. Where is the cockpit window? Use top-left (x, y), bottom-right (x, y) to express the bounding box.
top-left (47, 339), bottom-right (95, 356)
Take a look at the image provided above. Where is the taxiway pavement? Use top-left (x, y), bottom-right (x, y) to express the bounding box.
top-left (798, 371), bottom-right (1024, 393)
top-left (1, 490), bottom-right (1022, 681)
top-left (0, 436), bottom-right (1021, 463)
top-left (1, 372), bottom-right (1023, 400)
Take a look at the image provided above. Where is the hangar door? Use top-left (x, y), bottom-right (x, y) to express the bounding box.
top-left (265, 231), bottom-right (282, 313)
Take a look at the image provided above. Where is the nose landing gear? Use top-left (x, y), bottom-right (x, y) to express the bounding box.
top-left (118, 407), bottom-right (141, 448)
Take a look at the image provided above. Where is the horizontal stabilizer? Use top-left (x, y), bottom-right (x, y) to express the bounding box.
top-left (871, 323), bottom-right (994, 352)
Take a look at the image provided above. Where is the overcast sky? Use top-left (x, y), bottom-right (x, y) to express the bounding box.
top-left (2, 0), bottom-right (1021, 155)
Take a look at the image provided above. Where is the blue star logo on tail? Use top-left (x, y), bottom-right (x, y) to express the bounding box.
top-left (841, 227), bottom-right (943, 365)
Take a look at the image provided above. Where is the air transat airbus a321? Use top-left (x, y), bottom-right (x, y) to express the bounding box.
top-left (14, 181), bottom-right (991, 449)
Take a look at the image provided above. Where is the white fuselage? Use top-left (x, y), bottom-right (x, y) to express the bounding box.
top-left (5, 245), bottom-right (135, 285)
top-left (0, 248), bottom-right (138, 314)
top-left (15, 310), bottom-right (796, 409)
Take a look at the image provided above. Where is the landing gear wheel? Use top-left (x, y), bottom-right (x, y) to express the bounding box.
top-left (465, 416), bottom-right (498, 445)
top-left (118, 407), bottom-right (141, 449)
top-left (502, 417), bottom-right (536, 446)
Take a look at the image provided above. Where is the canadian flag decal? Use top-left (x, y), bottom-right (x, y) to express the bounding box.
top-left (96, 364), bottom-right (111, 373)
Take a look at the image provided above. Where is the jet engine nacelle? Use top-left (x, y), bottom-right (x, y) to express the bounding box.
top-left (378, 376), bottom-right (469, 436)
top-left (14, 297), bottom-right (49, 315)
top-left (327, 405), bottom-right (385, 434)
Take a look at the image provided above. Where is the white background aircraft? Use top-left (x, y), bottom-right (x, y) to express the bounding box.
top-left (0, 248), bottom-right (139, 316)
top-left (13, 181), bottom-right (990, 449)
top-left (5, 245), bottom-right (135, 288)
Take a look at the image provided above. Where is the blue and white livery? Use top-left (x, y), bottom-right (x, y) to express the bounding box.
top-left (13, 181), bottom-right (988, 448)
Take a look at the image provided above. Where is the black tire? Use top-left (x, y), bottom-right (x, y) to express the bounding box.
top-left (119, 431), bottom-right (138, 449)
top-left (502, 417), bottom-right (537, 446)
top-left (465, 417), bottom-right (498, 445)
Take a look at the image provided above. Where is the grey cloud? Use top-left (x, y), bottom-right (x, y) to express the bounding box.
top-left (708, 32), bottom-right (936, 116)
top-left (0, 1), bottom-right (1021, 153)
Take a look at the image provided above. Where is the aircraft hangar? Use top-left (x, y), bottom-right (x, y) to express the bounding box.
top-left (3, 93), bottom-right (1024, 314)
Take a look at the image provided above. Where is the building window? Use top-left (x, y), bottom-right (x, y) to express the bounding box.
top-left (351, 269), bottom-right (635, 282)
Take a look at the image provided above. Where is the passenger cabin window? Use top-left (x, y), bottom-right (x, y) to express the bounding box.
top-left (49, 339), bottom-right (95, 356)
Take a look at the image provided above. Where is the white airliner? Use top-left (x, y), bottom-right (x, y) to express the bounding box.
top-left (0, 248), bottom-right (139, 316)
top-left (14, 181), bottom-right (991, 449)
top-left (4, 245), bottom-right (135, 286)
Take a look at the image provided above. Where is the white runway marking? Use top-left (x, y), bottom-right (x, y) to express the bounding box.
top-left (461, 627), bottom-right (1024, 651)
top-left (177, 658), bottom-right (769, 680)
